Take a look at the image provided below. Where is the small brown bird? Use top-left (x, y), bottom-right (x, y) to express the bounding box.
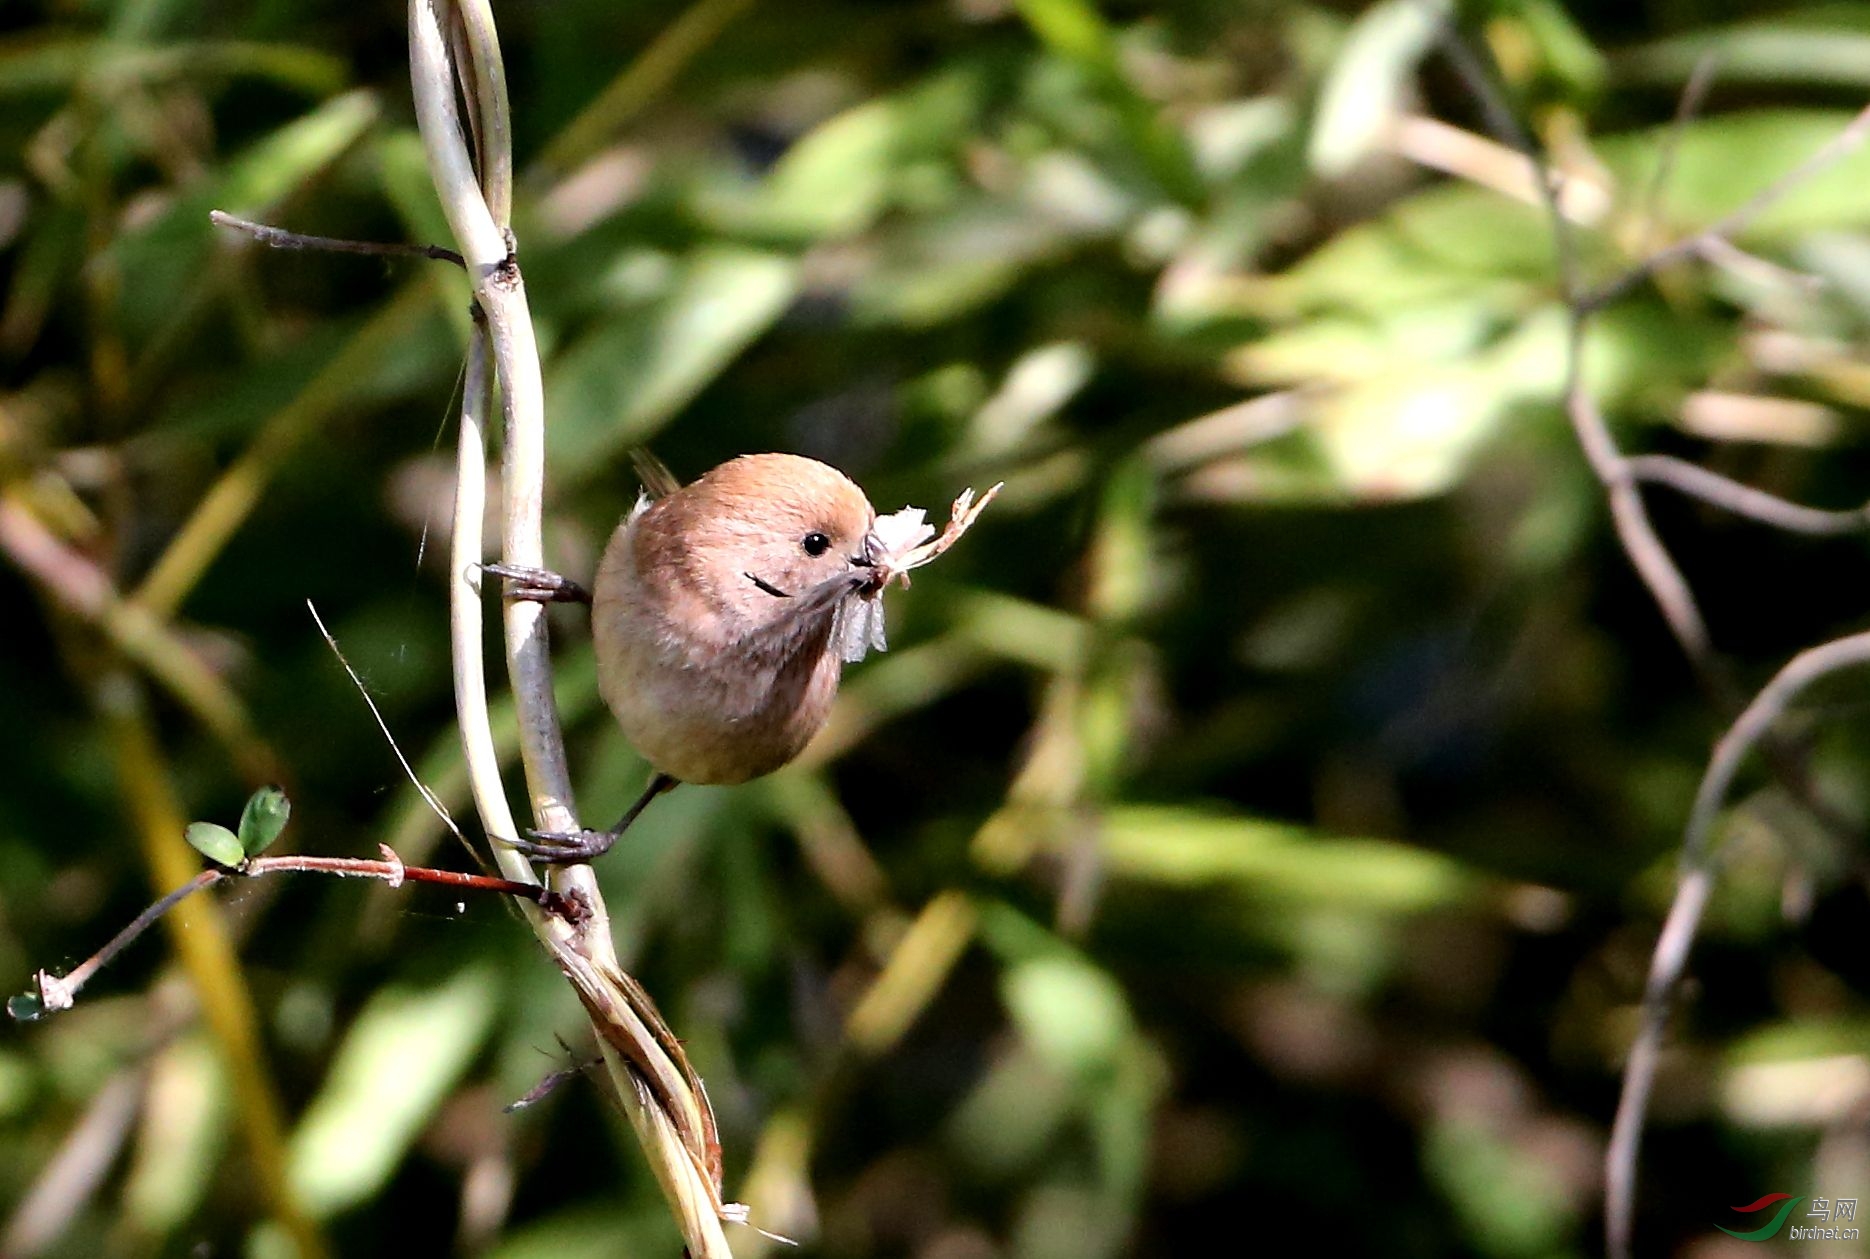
top-left (490, 452), bottom-right (891, 862)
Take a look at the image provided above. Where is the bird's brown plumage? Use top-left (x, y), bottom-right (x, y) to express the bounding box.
top-left (591, 453), bottom-right (877, 785)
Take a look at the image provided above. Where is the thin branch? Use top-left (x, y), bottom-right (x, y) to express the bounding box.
top-left (1635, 51), bottom-right (1718, 258)
top-left (1604, 630), bottom-right (1870, 1259)
top-left (95, 677), bottom-right (329, 1259)
top-left (1438, 24), bottom-right (1723, 670)
top-left (503, 1039), bottom-right (596, 1112)
top-left (1558, 318), bottom-right (1720, 666)
top-left (1692, 235), bottom-right (1825, 296)
top-left (1628, 455), bottom-right (1870, 535)
top-left (210, 210), bottom-right (465, 267)
top-left (32, 870), bottom-right (222, 1013)
top-left (1436, 20), bottom-right (1856, 699)
top-left (1603, 476), bottom-right (1718, 659)
top-left (1581, 102), bottom-right (1870, 313)
top-left (1432, 23), bottom-right (1542, 183)
top-left (1431, 21), bottom-right (1870, 1259)
top-left (249, 850), bottom-right (560, 901)
top-left (26, 849), bottom-right (570, 1016)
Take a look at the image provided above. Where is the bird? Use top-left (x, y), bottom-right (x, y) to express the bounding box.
top-left (486, 452), bottom-right (890, 863)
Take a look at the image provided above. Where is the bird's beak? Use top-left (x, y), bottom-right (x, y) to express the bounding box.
top-left (851, 536), bottom-right (886, 596)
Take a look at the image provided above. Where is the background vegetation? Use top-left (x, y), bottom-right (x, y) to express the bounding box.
top-left (4, 0), bottom-right (1870, 1255)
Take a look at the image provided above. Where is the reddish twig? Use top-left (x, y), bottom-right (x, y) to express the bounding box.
top-left (32, 870), bottom-right (225, 1015)
top-left (22, 847), bottom-right (572, 1017)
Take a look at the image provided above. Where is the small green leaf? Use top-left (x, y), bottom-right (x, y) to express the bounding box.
top-left (6, 993), bottom-right (44, 1022)
top-left (548, 246), bottom-right (799, 475)
top-left (288, 967), bottom-right (499, 1216)
top-left (237, 786), bottom-right (291, 856)
top-left (1309, 0), bottom-right (1448, 177)
top-left (185, 822), bottom-right (245, 868)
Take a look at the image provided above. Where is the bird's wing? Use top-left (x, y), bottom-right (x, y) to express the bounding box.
top-left (630, 448), bottom-right (682, 500)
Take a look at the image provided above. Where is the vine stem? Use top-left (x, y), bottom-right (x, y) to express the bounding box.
top-left (411, 1), bottom-right (736, 1251)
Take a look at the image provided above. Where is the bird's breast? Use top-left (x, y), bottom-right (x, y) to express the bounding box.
top-left (591, 520), bottom-right (844, 784)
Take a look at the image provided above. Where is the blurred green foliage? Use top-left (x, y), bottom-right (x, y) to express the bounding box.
top-left (4, 1), bottom-right (1870, 1257)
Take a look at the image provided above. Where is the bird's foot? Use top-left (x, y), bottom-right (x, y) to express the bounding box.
top-left (505, 826), bottom-right (619, 864)
top-left (503, 774), bottom-right (676, 866)
top-left (482, 563), bottom-right (592, 605)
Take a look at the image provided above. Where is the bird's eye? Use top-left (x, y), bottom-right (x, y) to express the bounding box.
top-left (801, 531), bottom-right (831, 557)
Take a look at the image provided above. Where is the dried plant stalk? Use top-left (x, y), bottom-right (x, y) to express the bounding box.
top-left (412, 1), bottom-right (734, 1252)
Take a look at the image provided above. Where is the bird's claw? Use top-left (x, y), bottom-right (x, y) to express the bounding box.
top-left (481, 563), bottom-right (592, 606)
top-left (506, 827), bottom-right (618, 864)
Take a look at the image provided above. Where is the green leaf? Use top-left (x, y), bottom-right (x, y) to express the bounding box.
top-left (1100, 806), bottom-right (1478, 911)
top-left (1309, 0), bottom-right (1448, 177)
top-left (713, 97), bottom-right (899, 242)
top-left (1596, 109), bottom-right (1870, 241)
top-left (1260, 109), bottom-right (1870, 323)
top-left (1515, 0), bottom-right (1608, 95)
top-left (946, 1046), bottom-right (1077, 1178)
top-left (1426, 1117), bottom-right (1579, 1257)
top-left (487, 1207), bottom-right (683, 1259)
top-left (1617, 24), bottom-right (1870, 91)
top-left (287, 967), bottom-right (498, 1217)
top-left (850, 205), bottom-right (1063, 327)
top-left (184, 822), bottom-right (245, 868)
top-left (124, 1035), bottom-right (231, 1234)
top-left (1726, 1015), bottom-right (1870, 1065)
top-left (1248, 184), bottom-right (1559, 317)
top-left (713, 67), bottom-right (984, 244)
top-left (1012, 0), bottom-right (1205, 203)
top-left (236, 785), bottom-right (291, 856)
top-left (109, 89), bottom-right (381, 344)
top-left (1002, 956), bottom-right (1133, 1079)
top-left (0, 37), bottom-right (345, 97)
top-left (548, 245), bottom-right (798, 476)
top-left (1015, 0), bottom-right (1120, 70)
